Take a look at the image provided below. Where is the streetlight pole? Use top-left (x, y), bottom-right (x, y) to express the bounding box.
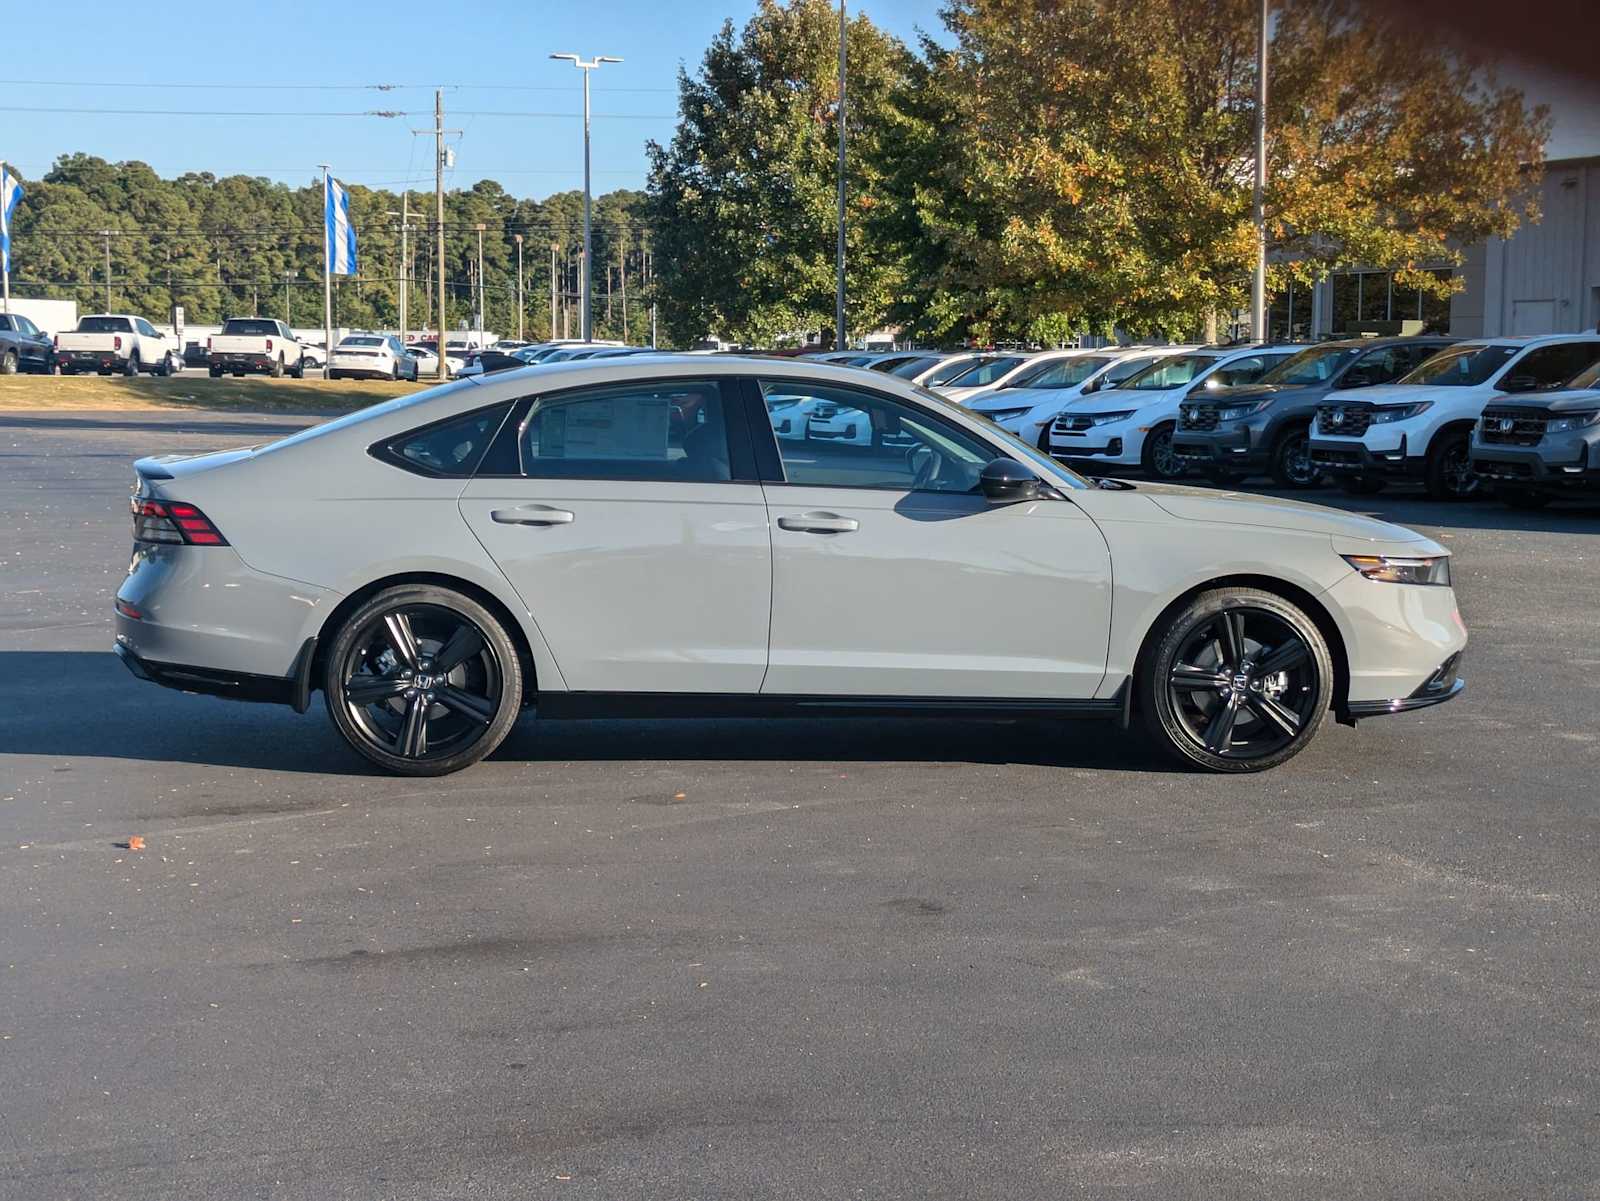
top-left (100, 229), bottom-right (116, 311)
top-left (514, 233), bottom-right (524, 341)
top-left (835, 0), bottom-right (847, 352)
top-left (549, 241), bottom-right (558, 340)
top-left (1250, 0), bottom-right (1269, 342)
top-left (474, 222), bottom-right (485, 346)
top-left (550, 52), bottom-right (622, 343)
top-left (282, 271), bottom-right (294, 325)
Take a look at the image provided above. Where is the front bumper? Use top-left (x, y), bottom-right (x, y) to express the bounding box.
top-left (1471, 440), bottom-right (1600, 489)
top-left (1345, 654), bottom-right (1466, 719)
top-left (1171, 424), bottom-right (1268, 470)
top-left (1308, 435), bottom-right (1423, 478)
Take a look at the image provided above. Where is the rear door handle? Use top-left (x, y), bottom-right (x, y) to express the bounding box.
top-left (777, 512), bottom-right (859, 534)
top-left (491, 504), bottom-right (575, 526)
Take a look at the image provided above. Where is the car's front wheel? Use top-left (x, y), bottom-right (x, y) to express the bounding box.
top-left (324, 585), bottom-right (523, 776)
top-left (1140, 587), bottom-right (1332, 772)
top-left (1140, 421), bottom-right (1185, 480)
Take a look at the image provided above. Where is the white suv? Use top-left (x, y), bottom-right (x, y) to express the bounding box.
top-left (1049, 346), bottom-right (1299, 479)
top-left (966, 347), bottom-right (1191, 449)
top-left (1307, 334), bottom-right (1600, 499)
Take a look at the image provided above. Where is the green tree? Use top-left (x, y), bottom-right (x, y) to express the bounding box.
top-left (646, 0), bottom-right (913, 347)
top-left (895, 0), bottom-right (1551, 341)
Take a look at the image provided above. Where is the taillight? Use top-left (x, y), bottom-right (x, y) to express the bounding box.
top-left (206, 337), bottom-right (212, 350)
top-left (114, 336), bottom-right (123, 351)
top-left (266, 338), bottom-right (274, 352)
top-left (131, 498), bottom-right (229, 546)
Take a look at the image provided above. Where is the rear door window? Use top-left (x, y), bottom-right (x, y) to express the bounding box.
top-left (518, 380), bottom-right (736, 483)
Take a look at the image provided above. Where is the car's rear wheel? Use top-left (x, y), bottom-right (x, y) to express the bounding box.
top-left (1140, 587), bottom-right (1332, 773)
top-left (0, 350), bottom-right (16, 375)
top-left (324, 585), bottom-right (522, 776)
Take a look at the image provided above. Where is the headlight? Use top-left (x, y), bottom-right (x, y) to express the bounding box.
top-left (981, 408), bottom-right (1030, 422)
top-left (1369, 402), bottom-right (1433, 424)
top-left (1088, 410), bottom-right (1134, 427)
top-left (1342, 554), bottom-right (1451, 586)
top-left (1546, 410), bottom-right (1600, 434)
top-left (1216, 400), bottom-right (1273, 421)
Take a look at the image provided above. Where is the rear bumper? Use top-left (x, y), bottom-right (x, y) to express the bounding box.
top-left (1471, 442), bottom-right (1600, 489)
top-left (59, 350), bottom-right (131, 371)
top-left (210, 352), bottom-right (276, 372)
top-left (115, 639), bottom-right (316, 712)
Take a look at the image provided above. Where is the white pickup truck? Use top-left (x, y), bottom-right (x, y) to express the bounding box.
top-left (207, 317), bottom-right (306, 378)
top-left (55, 314), bottom-right (180, 376)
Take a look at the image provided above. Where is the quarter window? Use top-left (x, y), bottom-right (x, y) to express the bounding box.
top-left (378, 403), bottom-right (514, 477)
top-left (760, 380), bottom-right (995, 493)
top-left (518, 380), bottom-right (733, 483)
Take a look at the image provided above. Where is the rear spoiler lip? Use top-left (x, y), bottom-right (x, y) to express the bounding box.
top-left (133, 456), bottom-right (176, 481)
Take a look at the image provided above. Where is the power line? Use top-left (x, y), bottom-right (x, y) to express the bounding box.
top-left (0, 105), bottom-right (673, 120)
top-left (0, 78), bottom-right (677, 94)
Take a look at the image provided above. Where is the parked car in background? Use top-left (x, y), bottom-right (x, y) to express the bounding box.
top-left (55, 314), bottom-right (179, 376)
top-left (1308, 334), bottom-right (1600, 499)
top-left (183, 341), bottom-right (209, 368)
top-left (0, 312), bottom-right (56, 374)
top-left (114, 355), bottom-right (1466, 778)
top-left (927, 353), bottom-right (1035, 402)
top-left (965, 348), bottom-right (1183, 448)
top-left (882, 354), bottom-right (951, 382)
top-left (1050, 346), bottom-right (1299, 479)
top-left (1174, 337), bottom-right (1454, 488)
top-left (327, 333), bottom-right (418, 381)
top-left (299, 343), bottom-right (327, 370)
top-left (1471, 358), bottom-right (1600, 508)
top-left (207, 317), bottom-right (306, 378)
top-left (405, 342), bottom-right (464, 378)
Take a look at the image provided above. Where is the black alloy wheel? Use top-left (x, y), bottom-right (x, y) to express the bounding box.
top-left (1270, 427), bottom-right (1319, 488)
top-left (1425, 429), bottom-right (1481, 500)
top-left (1141, 422), bottom-right (1185, 480)
top-left (1142, 588), bottom-right (1332, 772)
top-left (324, 586), bottom-right (522, 775)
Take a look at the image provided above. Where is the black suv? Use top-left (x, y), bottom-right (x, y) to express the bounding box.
top-left (1172, 337), bottom-right (1454, 487)
top-left (1471, 359), bottom-right (1600, 508)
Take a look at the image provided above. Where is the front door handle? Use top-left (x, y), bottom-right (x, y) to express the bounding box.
top-left (777, 512), bottom-right (859, 534)
top-left (491, 504), bottom-right (575, 526)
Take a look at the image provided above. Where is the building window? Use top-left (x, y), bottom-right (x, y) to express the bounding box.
top-left (1330, 268), bottom-right (1454, 332)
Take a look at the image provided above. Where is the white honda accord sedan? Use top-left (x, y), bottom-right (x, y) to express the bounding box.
top-left (114, 356), bottom-right (1467, 776)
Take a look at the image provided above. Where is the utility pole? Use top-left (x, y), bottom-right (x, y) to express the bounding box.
top-left (474, 222), bottom-right (486, 346)
top-left (549, 241), bottom-right (558, 340)
top-left (418, 90), bottom-right (460, 380)
top-left (835, 0), bottom-right (848, 352)
top-left (319, 165), bottom-right (333, 376)
top-left (618, 240), bottom-right (626, 340)
top-left (100, 229), bottom-right (116, 311)
top-left (514, 233), bottom-right (524, 341)
top-left (283, 271), bottom-right (294, 324)
top-left (1250, 0), bottom-right (1269, 343)
top-left (384, 201), bottom-right (410, 340)
top-left (550, 52), bottom-right (622, 342)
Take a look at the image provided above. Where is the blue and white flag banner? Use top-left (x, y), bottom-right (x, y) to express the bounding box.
top-left (325, 175), bottom-right (357, 276)
top-left (0, 168), bottom-right (22, 275)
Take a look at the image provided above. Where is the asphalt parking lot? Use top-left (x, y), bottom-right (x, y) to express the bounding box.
top-left (2, 408), bottom-right (1597, 1200)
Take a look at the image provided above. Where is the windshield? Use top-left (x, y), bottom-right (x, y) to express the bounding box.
top-left (889, 356), bottom-right (942, 379)
top-left (921, 356), bottom-right (982, 385)
top-left (944, 356), bottom-right (1026, 387)
top-left (1259, 344), bottom-right (1361, 386)
top-left (1007, 356), bottom-right (1110, 390)
top-left (222, 319), bottom-right (280, 337)
top-left (1399, 344), bottom-right (1516, 386)
top-left (1566, 361), bottom-right (1600, 391)
top-left (1118, 353), bottom-right (1221, 391)
top-left (78, 316), bottom-right (132, 333)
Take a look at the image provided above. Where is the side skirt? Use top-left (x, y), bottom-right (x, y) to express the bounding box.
top-left (537, 680), bottom-right (1129, 723)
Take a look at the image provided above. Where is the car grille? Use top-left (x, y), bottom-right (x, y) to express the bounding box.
top-left (1180, 405), bottom-right (1219, 431)
top-left (1316, 404), bottom-right (1372, 436)
top-left (1475, 459), bottom-right (1533, 478)
top-left (1052, 413), bottom-right (1093, 435)
top-left (1478, 408), bottom-right (1547, 446)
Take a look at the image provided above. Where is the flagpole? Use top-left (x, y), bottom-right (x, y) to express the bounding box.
top-left (1, 160), bottom-right (11, 315)
top-left (320, 164), bottom-right (333, 379)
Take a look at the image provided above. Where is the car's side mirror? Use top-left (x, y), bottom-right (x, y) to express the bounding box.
top-left (1501, 374), bottom-right (1539, 393)
top-left (979, 458), bottom-right (1041, 504)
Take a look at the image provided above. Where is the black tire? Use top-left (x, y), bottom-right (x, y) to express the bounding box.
top-left (208, 365), bottom-right (223, 378)
top-left (1424, 428), bottom-right (1480, 500)
top-left (0, 350), bottom-right (16, 375)
top-left (270, 354), bottom-right (284, 379)
top-left (389, 361), bottom-right (399, 381)
top-left (124, 354), bottom-right (139, 377)
top-left (289, 357), bottom-right (305, 379)
top-left (1338, 475), bottom-right (1386, 496)
top-left (1268, 425), bottom-right (1319, 489)
top-left (1496, 485), bottom-right (1552, 510)
top-left (323, 585), bottom-right (523, 776)
top-left (327, 370), bottom-right (341, 381)
top-left (1139, 587), bottom-right (1332, 773)
top-left (1139, 421), bottom-right (1185, 480)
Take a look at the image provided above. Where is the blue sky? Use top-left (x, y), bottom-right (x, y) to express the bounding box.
top-left (0, 0), bottom-right (948, 199)
top-left (3, 0), bottom-right (1596, 200)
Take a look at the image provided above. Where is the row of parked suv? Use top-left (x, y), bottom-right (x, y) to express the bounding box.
top-left (869, 335), bottom-right (1600, 507)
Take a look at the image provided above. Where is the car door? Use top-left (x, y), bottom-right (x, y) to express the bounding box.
top-left (752, 377), bottom-right (1113, 699)
top-left (457, 375), bottom-right (772, 694)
